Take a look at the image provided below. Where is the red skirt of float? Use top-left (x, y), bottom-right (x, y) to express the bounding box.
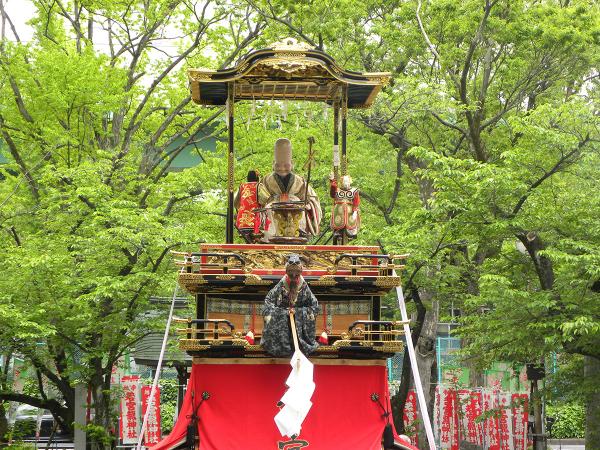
top-left (152, 359), bottom-right (417, 450)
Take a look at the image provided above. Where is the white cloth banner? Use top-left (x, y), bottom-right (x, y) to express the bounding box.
top-left (275, 350), bottom-right (315, 438)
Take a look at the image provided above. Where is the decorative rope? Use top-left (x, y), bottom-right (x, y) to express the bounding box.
top-left (370, 393), bottom-right (390, 421)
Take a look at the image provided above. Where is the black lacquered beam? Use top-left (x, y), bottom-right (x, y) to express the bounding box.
top-left (226, 83), bottom-right (235, 243)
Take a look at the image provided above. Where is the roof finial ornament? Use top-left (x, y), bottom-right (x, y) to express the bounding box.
top-left (271, 38), bottom-right (314, 52)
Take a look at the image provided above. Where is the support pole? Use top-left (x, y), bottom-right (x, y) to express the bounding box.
top-left (333, 101), bottom-right (340, 184)
top-left (289, 310), bottom-right (300, 353)
top-left (226, 83), bottom-right (235, 244)
top-left (340, 87), bottom-right (349, 245)
top-left (73, 384), bottom-right (86, 450)
top-left (532, 378), bottom-right (546, 450)
top-left (393, 270), bottom-right (436, 450)
top-left (340, 85), bottom-right (348, 177)
top-left (135, 273), bottom-right (182, 450)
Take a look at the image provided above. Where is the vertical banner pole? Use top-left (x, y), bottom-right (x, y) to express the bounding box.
top-left (340, 87), bottom-right (349, 245)
top-left (340, 85), bottom-right (348, 177)
top-left (393, 270), bottom-right (436, 450)
top-left (333, 101), bottom-right (340, 184)
top-left (226, 83), bottom-right (235, 243)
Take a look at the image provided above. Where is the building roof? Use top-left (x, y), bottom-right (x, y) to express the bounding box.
top-left (133, 332), bottom-right (191, 367)
top-left (132, 297), bottom-right (193, 367)
top-left (188, 38), bottom-right (391, 108)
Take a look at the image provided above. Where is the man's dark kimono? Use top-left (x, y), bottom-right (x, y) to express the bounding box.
top-left (261, 275), bottom-right (319, 357)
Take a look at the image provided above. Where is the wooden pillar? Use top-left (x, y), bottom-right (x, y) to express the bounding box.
top-left (372, 295), bottom-right (381, 341)
top-left (372, 295), bottom-right (381, 321)
top-left (226, 83), bottom-right (235, 243)
top-left (176, 365), bottom-right (189, 414)
top-left (197, 294), bottom-right (207, 339)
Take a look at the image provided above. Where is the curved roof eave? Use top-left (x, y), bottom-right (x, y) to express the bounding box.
top-left (187, 39), bottom-right (391, 108)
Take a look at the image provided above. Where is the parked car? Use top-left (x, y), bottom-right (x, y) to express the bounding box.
top-left (10, 404), bottom-right (57, 438)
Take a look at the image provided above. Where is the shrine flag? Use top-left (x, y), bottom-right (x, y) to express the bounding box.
top-left (141, 385), bottom-right (162, 446)
top-left (120, 375), bottom-right (141, 444)
top-left (403, 390), bottom-right (419, 446)
top-left (511, 394), bottom-right (529, 450)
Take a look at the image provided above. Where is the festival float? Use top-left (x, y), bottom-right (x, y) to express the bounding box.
top-left (142, 39), bottom-right (436, 450)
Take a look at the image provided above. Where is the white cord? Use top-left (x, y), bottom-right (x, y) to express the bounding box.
top-left (135, 269), bottom-right (182, 450)
top-left (393, 270), bottom-right (436, 450)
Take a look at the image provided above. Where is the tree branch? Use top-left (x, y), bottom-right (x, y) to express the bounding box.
top-left (163, 188), bottom-right (204, 216)
top-left (0, 115), bottom-right (40, 201)
top-left (360, 190), bottom-right (392, 225)
top-left (121, 14), bottom-right (206, 155)
top-left (0, 392), bottom-right (64, 412)
top-left (416, 0), bottom-right (445, 78)
top-left (247, 0), bottom-right (318, 48)
top-left (431, 111), bottom-right (468, 137)
top-left (460, 0), bottom-right (497, 104)
top-left (511, 136), bottom-right (590, 216)
top-left (147, 96), bottom-right (192, 149)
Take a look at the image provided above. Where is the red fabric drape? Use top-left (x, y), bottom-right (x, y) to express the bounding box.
top-left (235, 181), bottom-right (260, 232)
top-left (152, 361), bottom-right (418, 450)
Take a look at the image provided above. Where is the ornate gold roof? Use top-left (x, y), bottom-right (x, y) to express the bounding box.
top-left (188, 39), bottom-right (391, 108)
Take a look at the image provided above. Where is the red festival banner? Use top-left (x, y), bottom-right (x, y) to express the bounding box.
top-left (511, 393), bottom-right (529, 450)
top-left (459, 389), bottom-right (483, 445)
top-left (497, 393), bottom-right (512, 450)
top-left (437, 386), bottom-right (460, 450)
top-left (482, 389), bottom-right (500, 450)
top-left (402, 390), bottom-right (419, 446)
top-left (141, 385), bottom-right (162, 446)
top-left (119, 375), bottom-right (141, 444)
top-left (435, 387), bottom-right (529, 450)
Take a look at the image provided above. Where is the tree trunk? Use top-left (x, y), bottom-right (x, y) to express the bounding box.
top-left (585, 356), bottom-right (600, 449)
top-left (0, 402), bottom-right (8, 444)
top-left (90, 382), bottom-right (114, 450)
top-left (89, 358), bottom-right (115, 450)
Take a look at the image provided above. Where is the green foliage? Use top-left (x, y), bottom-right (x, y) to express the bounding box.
top-left (547, 403), bottom-right (585, 439)
top-left (0, 0), bottom-right (599, 444)
top-left (8, 422), bottom-right (36, 443)
top-left (0, 0), bottom-right (265, 437)
top-left (84, 423), bottom-right (114, 447)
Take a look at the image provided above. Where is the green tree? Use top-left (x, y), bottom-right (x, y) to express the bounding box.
top-left (247, 0), bottom-right (600, 444)
top-left (2, 0), bottom-right (600, 447)
top-left (0, 0), bottom-right (263, 446)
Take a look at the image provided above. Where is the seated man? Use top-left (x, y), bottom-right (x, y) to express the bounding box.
top-left (258, 138), bottom-right (322, 241)
top-left (261, 254), bottom-right (319, 357)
